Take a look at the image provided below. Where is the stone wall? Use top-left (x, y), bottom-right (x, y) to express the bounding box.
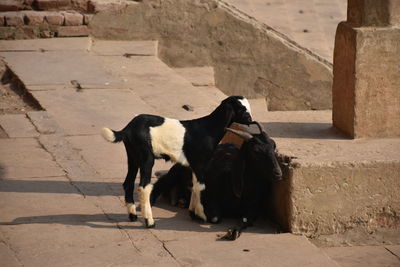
top-left (89, 0), bottom-right (333, 111)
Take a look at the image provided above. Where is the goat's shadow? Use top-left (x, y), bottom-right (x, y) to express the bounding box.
top-left (0, 178), bottom-right (279, 235)
top-left (0, 199), bottom-right (279, 235)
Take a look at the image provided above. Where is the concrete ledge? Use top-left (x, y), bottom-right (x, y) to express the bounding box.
top-left (89, 0), bottom-right (333, 111)
top-left (253, 110), bottom-right (400, 246)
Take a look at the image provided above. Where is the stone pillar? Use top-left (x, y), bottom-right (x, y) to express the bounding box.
top-left (332, 0), bottom-right (400, 138)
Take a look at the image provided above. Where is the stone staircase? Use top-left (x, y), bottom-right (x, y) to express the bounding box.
top-left (0, 37), bottom-right (345, 267)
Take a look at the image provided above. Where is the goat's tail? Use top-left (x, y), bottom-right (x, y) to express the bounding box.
top-left (101, 127), bottom-right (124, 143)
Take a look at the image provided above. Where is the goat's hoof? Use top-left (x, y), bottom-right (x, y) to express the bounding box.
top-left (145, 219), bottom-right (155, 228)
top-left (210, 216), bottom-right (220, 224)
top-left (129, 214), bottom-right (138, 222)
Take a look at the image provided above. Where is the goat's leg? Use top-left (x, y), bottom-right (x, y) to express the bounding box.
top-left (123, 147), bottom-right (139, 222)
top-left (138, 152), bottom-right (155, 228)
top-left (189, 171), bottom-right (207, 221)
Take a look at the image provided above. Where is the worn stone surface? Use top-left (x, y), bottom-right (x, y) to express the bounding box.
top-left (0, 50), bottom-right (122, 87)
top-left (35, 0), bottom-right (71, 10)
top-left (90, 0), bottom-right (333, 111)
top-left (333, 22), bottom-right (400, 138)
top-left (4, 12), bottom-right (24, 26)
top-left (31, 88), bottom-right (155, 135)
top-left (0, 0), bottom-right (23, 12)
top-left (62, 11), bottom-right (83, 26)
top-left (90, 39), bottom-right (157, 56)
top-left (172, 67), bottom-right (215, 87)
top-left (323, 246), bottom-right (400, 267)
top-left (347, 0), bottom-right (400, 27)
top-left (0, 114), bottom-right (39, 138)
top-left (22, 11), bottom-right (45, 25)
top-left (0, 138), bottom-right (65, 179)
top-left (57, 25), bottom-right (89, 37)
top-left (27, 110), bottom-right (62, 134)
top-left (225, 0), bottom-right (347, 63)
top-left (44, 11), bottom-right (65, 25)
top-left (0, 36), bottom-right (89, 50)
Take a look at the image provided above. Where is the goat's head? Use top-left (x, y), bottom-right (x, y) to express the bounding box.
top-left (226, 122), bottom-right (282, 181)
top-left (222, 96), bottom-right (253, 125)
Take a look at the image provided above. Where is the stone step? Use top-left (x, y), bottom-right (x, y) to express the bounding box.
top-left (245, 109), bottom-right (400, 246)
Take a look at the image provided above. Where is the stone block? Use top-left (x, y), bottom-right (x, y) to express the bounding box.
top-left (4, 12), bottom-right (24, 26)
top-left (44, 11), bottom-right (64, 25)
top-left (347, 0), bottom-right (400, 27)
top-left (62, 11), bottom-right (83, 26)
top-left (259, 110), bottom-right (400, 246)
top-left (0, 0), bottom-right (23, 12)
top-left (83, 13), bottom-right (93, 25)
top-left (35, 0), bottom-right (71, 10)
top-left (333, 22), bottom-right (400, 138)
top-left (57, 25), bottom-right (88, 36)
top-left (23, 11), bottom-right (45, 25)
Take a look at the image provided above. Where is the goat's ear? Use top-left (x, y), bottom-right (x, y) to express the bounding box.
top-left (231, 158), bottom-right (245, 198)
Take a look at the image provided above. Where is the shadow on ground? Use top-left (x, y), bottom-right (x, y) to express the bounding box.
top-left (0, 179), bottom-right (122, 196)
top-left (260, 122), bottom-right (349, 140)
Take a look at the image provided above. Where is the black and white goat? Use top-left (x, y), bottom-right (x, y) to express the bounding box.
top-left (101, 96), bottom-right (252, 227)
top-left (151, 122), bottom-right (282, 240)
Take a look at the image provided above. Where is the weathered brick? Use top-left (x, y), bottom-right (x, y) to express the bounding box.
top-left (83, 13), bottom-right (92, 25)
top-left (0, 0), bottom-right (23, 12)
top-left (62, 11), bottom-right (83, 26)
top-left (44, 11), bottom-right (64, 25)
top-left (57, 25), bottom-right (89, 37)
top-left (35, 0), bottom-right (71, 10)
top-left (4, 12), bottom-right (24, 26)
top-left (23, 11), bottom-right (45, 25)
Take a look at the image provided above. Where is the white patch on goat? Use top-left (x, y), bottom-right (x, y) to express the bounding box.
top-left (149, 118), bottom-right (189, 166)
top-left (101, 127), bottom-right (115, 142)
top-left (189, 174), bottom-right (207, 221)
top-left (138, 184), bottom-right (154, 226)
top-left (239, 98), bottom-right (252, 117)
top-left (126, 203), bottom-right (136, 215)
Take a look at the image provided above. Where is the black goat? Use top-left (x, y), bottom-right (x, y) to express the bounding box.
top-left (204, 123), bottom-right (282, 240)
top-left (151, 122), bottom-right (282, 239)
top-left (101, 96), bottom-right (252, 227)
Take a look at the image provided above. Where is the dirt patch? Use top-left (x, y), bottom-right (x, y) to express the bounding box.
top-left (0, 60), bottom-right (41, 115)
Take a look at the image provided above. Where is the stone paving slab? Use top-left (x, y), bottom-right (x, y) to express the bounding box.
top-left (0, 114), bottom-right (39, 138)
top-left (250, 110), bottom-right (400, 165)
top-left (0, 138), bottom-right (65, 179)
top-left (65, 135), bottom-right (173, 179)
top-left (172, 66), bottom-right (215, 86)
top-left (323, 245), bottom-right (400, 267)
top-left (0, 176), bottom-right (178, 266)
top-left (31, 88), bottom-right (155, 135)
top-left (225, 0), bottom-right (347, 62)
top-left (164, 231), bottom-right (339, 267)
top-left (0, 38), bottom-right (90, 52)
top-left (386, 245), bottom-right (400, 258)
top-left (96, 55), bottom-right (223, 119)
top-left (27, 111), bottom-right (63, 134)
top-left (0, 51), bottom-right (124, 88)
top-left (90, 39), bottom-right (158, 56)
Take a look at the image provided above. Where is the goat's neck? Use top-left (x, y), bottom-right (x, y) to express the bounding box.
top-left (206, 104), bottom-right (235, 139)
